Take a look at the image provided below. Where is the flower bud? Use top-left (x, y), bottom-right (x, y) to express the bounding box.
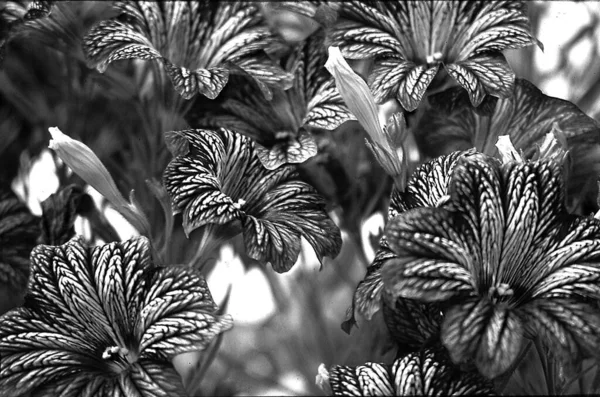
top-left (495, 135), bottom-right (523, 163)
top-left (325, 46), bottom-right (406, 185)
top-left (49, 127), bottom-right (151, 236)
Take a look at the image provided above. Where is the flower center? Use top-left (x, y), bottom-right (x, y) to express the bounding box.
top-left (489, 283), bottom-right (514, 304)
top-left (102, 346), bottom-right (137, 374)
top-left (426, 51), bottom-right (444, 66)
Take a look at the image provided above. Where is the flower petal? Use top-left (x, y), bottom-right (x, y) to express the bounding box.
top-left (38, 185), bottom-right (85, 245)
top-left (442, 299), bottom-right (523, 378)
top-left (83, 1), bottom-right (292, 99)
top-left (327, 362), bottom-right (394, 396)
top-left (137, 267), bottom-right (233, 359)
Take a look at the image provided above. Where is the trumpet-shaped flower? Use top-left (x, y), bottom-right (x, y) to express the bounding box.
top-left (415, 78), bottom-right (600, 209)
top-left (187, 33), bottom-right (354, 170)
top-left (327, 1), bottom-right (539, 111)
top-left (0, 236), bottom-right (232, 396)
top-left (317, 346), bottom-right (494, 396)
top-left (383, 153), bottom-right (600, 378)
top-left (83, 1), bottom-right (293, 100)
top-left (163, 128), bottom-right (342, 273)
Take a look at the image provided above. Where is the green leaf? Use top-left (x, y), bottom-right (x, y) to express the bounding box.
top-left (163, 128), bottom-right (342, 272)
top-left (0, 236), bottom-right (232, 396)
top-left (328, 1), bottom-right (538, 110)
top-left (83, 1), bottom-right (293, 100)
top-left (416, 78), bottom-right (600, 209)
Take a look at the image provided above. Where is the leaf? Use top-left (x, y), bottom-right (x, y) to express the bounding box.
top-left (324, 347), bottom-right (495, 396)
top-left (163, 128), bottom-right (342, 272)
top-left (186, 32), bottom-right (353, 169)
top-left (416, 78), bottom-right (600, 209)
top-left (83, 1), bottom-right (293, 100)
top-left (38, 185), bottom-right (86, 245)
top-left (328, 1), bottom-right (538, 110)
top-left (0, 236), bottom-right (232, 396)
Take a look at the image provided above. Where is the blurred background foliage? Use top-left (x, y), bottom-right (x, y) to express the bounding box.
top-left (0, 1), bottom-right (599, 395)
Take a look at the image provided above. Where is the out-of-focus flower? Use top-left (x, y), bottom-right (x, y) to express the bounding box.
top-left (260, 1), bottom-right (340, 41)
top-left (163, 128), bottom-right (342, 273)
top-left (0, 186), bottom-right (39, 314)
top-left (343, 150), bottom-right (471, 333)
top-left (0, 1), bottom-right (53, 62)
top-left (0, 236), bottom-right (233, 396)
top-left (415, 78), bottom-right (600, 211)
top-left (83, 1), bottom-right (293, 100)
top-left (317, 347), bottom-right (495, 396)
top-left (49, 127), bottom-right (151, 237)
top-left (383, 153), bottom-right (600, 378)
top-left (327, 1), bottom-right (539, 111)
top-left (187, 33), bottom-right (354, 170)
top-left (325, 46), bottom-right (406, 185)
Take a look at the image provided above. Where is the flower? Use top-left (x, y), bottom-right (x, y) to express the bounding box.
top-left (0, 186), bottom-right (39, 314)
top-left (187, 33), bottom-right (354, 170)
top-left (327, 1), bottom-right (539, 111)
top-left (0, 236), bottom-right (233, 396)
top-left (83, 1), bottom-right (293, 100)
top-left (49, 127), bottom-right (151, 237)
top-left (317, 346), bottom-right (495, 396)
top-left (163, 128), bottom-right (342, 273)
top-left (415, 78), bottom-right (600, 210)
top-left (0, 1), bottom-right (54, 62)
top-left (343, 150), bottom-right (471, 332)
top-left (325, 46), bottom-right (406, 183)
top-left (383, 153), bottom-right (600, 378)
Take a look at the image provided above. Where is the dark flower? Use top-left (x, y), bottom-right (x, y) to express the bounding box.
top-left (0, 236), bottom-right (232, 396)
top-left (187, 32), bottom-right (354, 170)
top-left (383, 153), bottom-right (600, 378)
top-left (344, 150), bottom-right (470, 332)
top-left (83, 1), bottom-right (293, 100)
top-left (163, 128), bottom-right (342, 273)
top-left (0, 0), bottom-right (53, 62)
top-left (317, 346), bottom-right (495, 396)
top-left (327, 1), bottom-right (539, 111)
top-left (415, 78), bottom-right (600, 211)
top-left (0, 186), bottom-right (39, 314)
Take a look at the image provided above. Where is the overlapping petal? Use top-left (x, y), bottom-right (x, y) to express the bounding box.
top-left (186, 33), bottom-right (353, 170)
top-left (381, 153), bottom-right (600, 377)
top-left (344, 151), bottom-right (469, 331)
top-left (163, 128), bottom-right (342, 272)
top-left (320, 347), bottom-right (494, 396)
top-left (327, 1), bottom-right (538, 110)
top-left (415, 78), bottom-right (600, 208)
top-left (83, 1), bottom-right (293, 100)
top-left (0, 236), bottom-right (232, 396)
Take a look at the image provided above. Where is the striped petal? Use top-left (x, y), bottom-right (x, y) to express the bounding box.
top-left (83, 1), bottom-right (292, 100)
top-left (328, 1), bottom-right (537, 110)
top-left (163, 128), bottom-right (341, 272)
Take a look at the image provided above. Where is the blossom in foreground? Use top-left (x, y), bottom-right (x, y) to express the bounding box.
top-left (163, 128), bottom-right (342, 272)
top-left (343, 150), bottom-right (471, 336)
top-left (187, 33), bottom-right (354, 170)
top-left (317, 347), bottom-right (494, 396)
top-left (0, 236), bottom-right (232, 396)
top-left (383, 153), bottom-right (600, 378)
top-left (83, 1), bottom-right (292, 100)
top-left (327, 1), bottom-right (539, 110)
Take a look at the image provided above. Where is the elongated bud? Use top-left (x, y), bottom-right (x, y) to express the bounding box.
top-left (325, 46), bottom-right (406, 185)
top-left (48, 127), bottom-right (151, 237)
